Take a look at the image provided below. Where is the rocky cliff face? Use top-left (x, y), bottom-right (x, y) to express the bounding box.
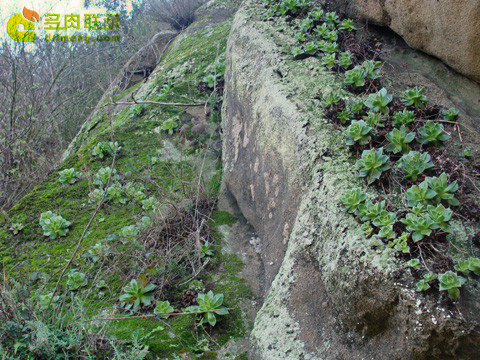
top-left (222, 1), bottom-right (480, 359)
top-left (325, 0), bottom-right (480, 83)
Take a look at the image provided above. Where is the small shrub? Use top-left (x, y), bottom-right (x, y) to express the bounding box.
top-left (356, 148), bottom-right (390, 184)
top-left (149, 0), bottom-right (208, 31)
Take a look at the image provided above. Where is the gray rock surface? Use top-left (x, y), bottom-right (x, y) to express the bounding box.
top-left (325, 0), bottom-right (480, 83)
top-left (222, 1), bottom-right (480, 358)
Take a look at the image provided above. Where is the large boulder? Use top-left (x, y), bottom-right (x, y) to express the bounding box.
top-left (325, 0), bottom-right (480, 83)
top-left (222, 1), bottom-right (480, 358)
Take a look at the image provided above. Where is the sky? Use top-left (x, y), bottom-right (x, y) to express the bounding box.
top-left (0, 0), bottom-right (134, 43)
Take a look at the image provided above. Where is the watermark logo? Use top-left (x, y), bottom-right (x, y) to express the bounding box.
top-left (7, 7), bottom-right (40, 42)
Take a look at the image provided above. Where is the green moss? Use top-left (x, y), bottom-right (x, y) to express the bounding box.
top-left (211, 211), bottom-right (237, 226)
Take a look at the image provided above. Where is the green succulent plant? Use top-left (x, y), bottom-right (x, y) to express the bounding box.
top-left (322, 30), bottom-right (338, 42)
top-left (300, 18), bottom-right (313, 31)
top-left (455, 258), bottom-right (480, 276)
top-left (344, 120), bottom-right (372, 146)
top-left (119, 278), bottom-right (156, 311)
top-left (309, 8), bottom-right (324, 21)
top-left (396, 151), bottom-right (434, 181)
top-left (129, 104), bottom-right (145, 118)
top-left (358, 200), bottom-right (386, 221)
top-left (106, 184), bottom-right (128, 204)
top-left (356, 148), bottom-right (390, 184)
top-left (187, 291), bottom-right (229, 327)
top-left (93, 167), bottom-right (120, 188)
top-left (142, 196), bottom-right (160, 212)
top-left (39, 211), bottom-right (71, 239)
top-left (86, 242), bottom-right (109, 262)
top-left (340, 187), bottom-right (367, 213)
top-left (338, 51), bottom-right (353, 69)
top-left (364, 88), bottom-right (392, 115)
top-left (416, 272), bottom-right (436, 292)
top-left (303, 41), bottom-right (318, 55)
top-left (378, 225), bottom-right (396, 239)
top-left (385, 126), bottom-right (415, 154)
top-left (66, 270), bottom-right (88, 290)
top-left (295, 31), bottom-right (306, 42)
top-left (417, 120), bottom-right (451, 147)
top-left (336, 109), bottom-right (352, 124)
top-left (154, 300), bottom-right (174, 318)
top-left (314, 23), bottom-right (329, 36)
top-left (324, 11), bottom-right (339, 26)
top-left (400, 213), bottom-right (436, 242)
top-left (9, 222), bottom-right (23, 235)
top-left (401, 87), bottom-right (428, 109)
top-left (323, 42), bottom-right (339, 54)
top-left (390, 232), bottom-right (410, 253)
top-left (405, 181), bottom-right (436, 207)
top-left (344, 66), bottom-right (366, 88)
top-left (372, 211), bottom-right (397, 227)
top-left (425, 172), bottom-right (459, 206)
top-left (161, 116), bottom-right (179, 135)
top-left (438, 271), bottom-right (466, 300)
top-left (442, 107), bottom-right (459, 121)
top-left (322, 53), bottom-right (336, 69)
top-left (426, 204), bottom-right (453, 231)
top-left (392, 109), bottom-right (415, 129)
top-left (118, 225), bottom-right (138, 243)
top-left (88, 188), bottom-right (105, 204)
top-left (363, 111), bottom-right (385, 128)
top-left (338, 19), bottom-right (357, 31)
top-left (59, 168), bottom-right (81, 185)
top-left (361, 60), bottom-right (382, 80)
top-left (92, 141), bottom-right (120, 159)
top-left (200, 241), bottom-right (214, 258)
top-left (406, 258), bottom-right (421, 270)
top-left (323, 91), bottom-right (341, 107)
